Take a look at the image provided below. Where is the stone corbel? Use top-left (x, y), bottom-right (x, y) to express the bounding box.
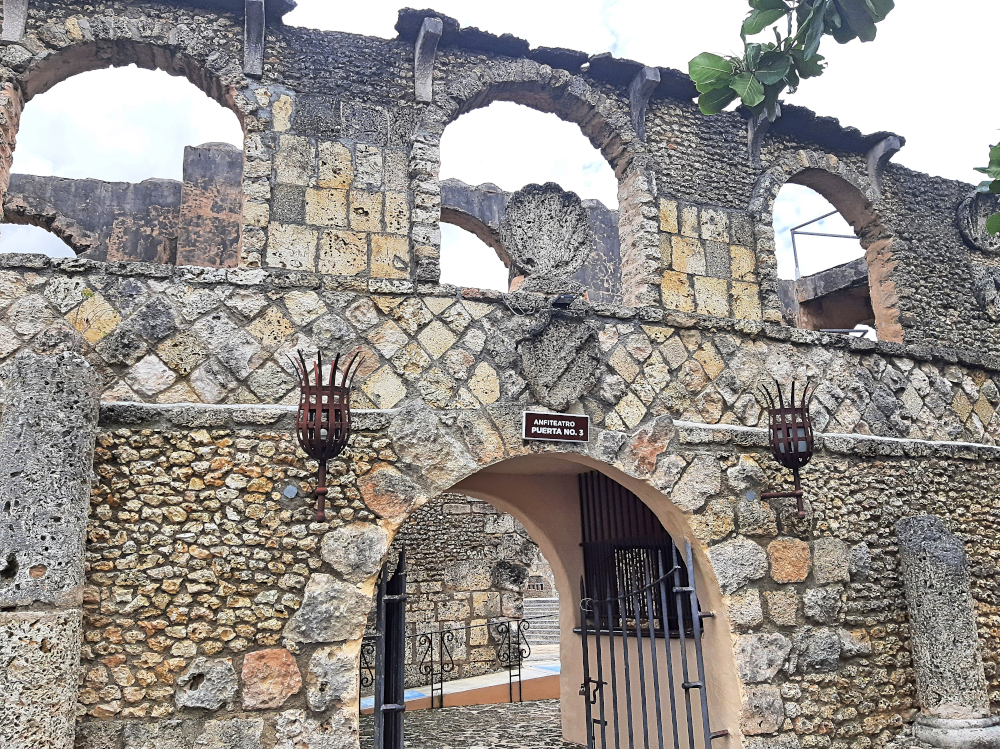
top-left (415, 17), bottom-right (443, 103)
top-left (244, 0), bottom-right (266, 77)
top-left (748, 106), bottom-right (778, 169)
top-left (1, 0), bottom-right (28, 43)
top-left (629, 66), bottom-right (660, 142)
top-left (865, 135), bottom-right (902, 198)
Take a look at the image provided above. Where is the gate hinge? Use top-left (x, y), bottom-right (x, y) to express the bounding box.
top-left (710, 730), bottom-right (731, 740)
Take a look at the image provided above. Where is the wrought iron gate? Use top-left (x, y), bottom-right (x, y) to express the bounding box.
top-left (372, 551), bottom-right (407, 749)
top-left (578, 472), bottom-right (727, 749)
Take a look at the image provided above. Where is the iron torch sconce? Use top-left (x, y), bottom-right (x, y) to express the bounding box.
top-left (759, 378), bottom-right (816, 519)
top-left (290, 349), bottom-right (363, 523)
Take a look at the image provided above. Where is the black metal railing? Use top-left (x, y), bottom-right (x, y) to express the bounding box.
top-left (361, 613), bottom-right (554, 709)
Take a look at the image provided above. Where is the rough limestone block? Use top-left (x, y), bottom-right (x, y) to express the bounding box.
top-left (0, 608), bottom-right (83, 749)
top-left (174, 657), bottom-right (238, 710)
top-left (320, 522), bottom-right (390, 583)
top-left (414, 17), bottom-right (443, 103)
top-left (0, 351), bottom-right (100, 608)
top-left (306, 640), bottom-right (362, 711)
top-left (707, 536), bottom-right (767, 595)
top-left (282, 574), bottom-right (370, 643)
top-left (741, 684), bottom-right (785, 735)
top-left (897, 515), bottom-right (991, 720)
top-left (241, 649), bottom-right (302, 710)
top-left (196, 719), bottom-right (265, 749)
top-left (735, 631), bottom-right (791, 683)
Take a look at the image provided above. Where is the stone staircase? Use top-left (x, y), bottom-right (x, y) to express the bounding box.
top-left (523, 597), bottom-right (560, 645)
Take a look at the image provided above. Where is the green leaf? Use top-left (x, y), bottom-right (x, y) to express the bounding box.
top-left (990, 181), bottom-right (1000, 195)
top-left (695, 75), bottom-right (735, 93)
top-left (755, 52), bottom-right (792, 84)
top-left (698, 86), bottom-right (739, 115)
top-left (689, 52), bottom-right (735, 84)
top-left (751, 0), bottom-right (790, 10)
top-left (833, 0), bottom-right (878, 42)
top-left (742, 8), bottom-right (788, 37)
top-left (745, 43), bottom-right (763, 69)
top-left (986, 211), bottom-right (1000, 236)
top-left (730, 72), bottom-right (766, 107)
top-left (989, 144), bottom-right (1000, 168)
top-left (864, 0), bottom-right (894, 22)
top-left (790, 50), bottom-right (825, 78)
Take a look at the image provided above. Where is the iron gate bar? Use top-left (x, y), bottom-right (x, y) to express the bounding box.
top-left (641, 556), bottom-right (666, 749)
top-left (373, 551), bottom-right (407, 749)
top-left (656, 551), bottom-right (682, 749)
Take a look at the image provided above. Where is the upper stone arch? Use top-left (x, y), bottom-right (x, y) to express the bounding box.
top-left (749, 149), bottom-right (902, 342)
top-left (410, 58), bottom-right (660, 307)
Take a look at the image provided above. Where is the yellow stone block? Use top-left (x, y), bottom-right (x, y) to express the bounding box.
top-left (469, 363), bottom-right (500, 404)
top-left (362, 366), bottom-right (408, 409)
top-left (731, 281), bottom-right (762, 321)
top-left (266, 223), bottom-right (317, 271)
top-left (659, 233), bottom-right (672, 264)
top-left (661, 271), bottom-right (695, 313)
top-left (318, 230), bottom-right (367, 276)
top-left (693, 276), bottom-right (729, 317)
top-left (679, 204), bottom-right (699, 238)
top-left (305, 188), bottom-right (348, 227)
top-left (658, 198), bottom-right (679, 234)
top-left (349, 190), bottom-right (383, 232)
top-left (384, 192), bottom-right (410, 235)
top-left (671, 236), bottom-right (705, 274)
top-left (417, 320), bottom-right (458, 359)
top-left (244, 201), bottom-right (270, 229)
top-left (952, 391), bottom-right (973, 422)
top-left (616, 391), bottom-right (648, 429)
top-left (731, 244), bottom-right (756, 282)
top-left (247, 307), bottom-right (296, 349)
top-left (370, 234), bottom-right (409, 278)
top-left (67, 291), bottom-right (120, 344)
top-left (694, 343), bottom-right (725, 380)
top-left (317, 141), bottom-right (353, 189)
top-left (272, 95), bottom-right (293, 132)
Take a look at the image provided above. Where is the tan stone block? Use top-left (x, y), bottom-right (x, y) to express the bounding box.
top-left (659, 233), bottom-right (672, 264)
top-left (305, 188), bottom-right (348, 227)
top-left (659, 198), bottom-right (679, 234)
top-left (354, 144), bottom-right (384, 189)
top-left (272, 95), bottom-right (293, 132)
top-left (731, 244), bottom-right (757, 282)
top-left (616, 391), bottom-right (647, 429)
top-left (361, 366), bottom-right (407, 409)
top-left (609, 346), bottom-right (639, 382)
top-left (247, 307), bottom-right (296, 349)
top-left (384, 192), bottom-right (410, 235)
top-left (975, 395), bottom-right (995, 426)
top-left (371, 234), bottom-right (409, 278)
top-left (700, 207), bottom-right (730, 242)
top-left (266, 223), bottom-right (317, 271)
top-left (953, 391), bottom-right (973, 422)
top-left (672, 236), bottom-right (705, 274)
top-left (469, 363), bottom-right (500, 404)
top-left (679, 204), bottom-right (699, 238)
top-left (318, 230), bottom-right (367, 276)
top-left (418, 320), bottom-right (458, 359)
top-left (385, 149), bottom-right (408, 191)
top-left (284, 291), bottom-right (327, 326)
top-left (694, 343), bottom-right (724, 380)
top-left (694, 276), bottom-right (729, 317)
top-left (732, 281), bottom-right (762, 321)
top-left (661, 271), bottom-right (695, 312)
top-left (764, 590), bottom-right (800, 626)
top-left (317, 141), bottom-right (353, 189)
top-left (367, 320), bottom-right (409, 358)
top-left (67, 291), bottom-right (120, 343)
top-left (349, 190), bottom-right (383, 232)
top-left (767, 538), bottom-right (811, 583)
top-left (274, 134), bottom-right (315, 186)
top-left (244, 201), bottom-right (270, 228)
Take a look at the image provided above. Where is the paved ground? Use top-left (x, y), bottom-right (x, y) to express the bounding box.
top-left (360, 699), bottom-right (582, 748)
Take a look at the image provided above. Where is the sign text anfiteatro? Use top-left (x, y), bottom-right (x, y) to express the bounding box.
top-left (521, 411), bottom-right (590, 443)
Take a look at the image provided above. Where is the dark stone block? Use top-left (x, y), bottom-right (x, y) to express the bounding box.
top-left (271, 184), bottom-right (306, 223)
top-left (586, 52), bottom-right (644, 87)
top-left (527, 46), bottom-right (588, 72)
top-left (292, 94), bottom-right (341, 139)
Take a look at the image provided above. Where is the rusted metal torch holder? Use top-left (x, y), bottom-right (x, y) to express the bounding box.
top-left (759, 378), bottom-right (815, 519)
top-left (291, 350), bottom-right (362, 522)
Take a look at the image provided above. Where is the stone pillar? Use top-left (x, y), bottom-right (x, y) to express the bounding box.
top-left (896, 515), bottom-right (1000, 749)
top-left (0, 82), bottom-right (23, 218)
top-left (0, 351), bottom-right (101, 749)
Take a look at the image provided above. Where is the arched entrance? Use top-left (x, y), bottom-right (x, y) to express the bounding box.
top-left (371, 451), bottom-right (743, 749)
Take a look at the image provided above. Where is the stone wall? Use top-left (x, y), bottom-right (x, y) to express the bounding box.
top-left (385, 493), bottom-right (536, 686)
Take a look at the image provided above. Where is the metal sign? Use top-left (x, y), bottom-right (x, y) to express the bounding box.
top-left (522, 411), bottom-right (590, 443)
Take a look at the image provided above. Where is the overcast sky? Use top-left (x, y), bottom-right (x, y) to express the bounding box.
top-left (5, 0), bottom-right (996, 287)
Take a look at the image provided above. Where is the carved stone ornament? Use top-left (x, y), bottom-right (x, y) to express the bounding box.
top-left (499, 182), bottom-right (595, 288)
top-left (970, 263), bottom-right (1000, 321)
top-left (957, 191), bottom-right (1000, 254)
top-left (517, 315), bottom-right (601, 411)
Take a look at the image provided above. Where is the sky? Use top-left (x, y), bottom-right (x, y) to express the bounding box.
top-left (4, 0), bottom-right (997, 286)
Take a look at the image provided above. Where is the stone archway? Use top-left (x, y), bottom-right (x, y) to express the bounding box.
top-left (409, 58), bottom-right (661, 306)
top-left (749, 150), bottom-right (903, 341)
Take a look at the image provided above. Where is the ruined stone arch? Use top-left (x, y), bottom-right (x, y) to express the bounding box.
top-left (410, 59), bottom-right (660, 306)
top-left (2, 194), bottom-right (97, 255)
top-left (0, 19), bottom-right (256, 260)
top-left (749, 150), bottom-right (903, 342)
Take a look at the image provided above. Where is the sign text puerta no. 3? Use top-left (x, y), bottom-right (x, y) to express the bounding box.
top-left (522, 411), bottom-right (590, 443)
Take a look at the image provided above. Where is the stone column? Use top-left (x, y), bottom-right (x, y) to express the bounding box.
top-left (896, 515), bottom-right (1000, 749)
top-left (0, 351), bottom-right (101, 749)
top-left (0, 82), bottom-right (22, 206)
